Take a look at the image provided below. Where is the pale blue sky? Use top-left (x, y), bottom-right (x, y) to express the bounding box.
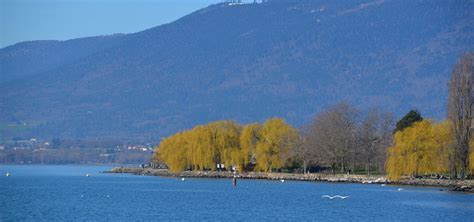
top-left (0, 0), bottom-right (225, 48)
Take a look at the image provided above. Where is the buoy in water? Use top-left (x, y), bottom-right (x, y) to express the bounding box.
top-left (232, 177), bottom-right (237, 187)
top-left (181, 178), bottom-right (185, 181)
top-left (5, 172), bottom-right (10, 177)
top-left (86, 173), bottom-right (90, 177)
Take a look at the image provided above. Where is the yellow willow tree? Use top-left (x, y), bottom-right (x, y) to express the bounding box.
top-left (386, 120), bottom-right (453, 180)
top-left (255, 118), bottom-right (299, 172)
top-left (237, 123), bottom-right (262, 171)
top-left (207, 120), bottom-right (241, 168)
top-left (155, 120), bottom-right (241, 172)
top-left (188, 125), bottom-right (216, 171)
top-left (426, 121), bottom-right (452, 174)
top-left (155, 118), bottom-right (301, 173)
top-left (156, 131), bottom-right (190, 172)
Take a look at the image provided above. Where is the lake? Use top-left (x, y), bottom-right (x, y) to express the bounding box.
top-left (1, 165), bottom-right (473, 221)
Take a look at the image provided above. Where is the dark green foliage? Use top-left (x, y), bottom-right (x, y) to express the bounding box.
top-left (395, 110), bottom-right (423, 132)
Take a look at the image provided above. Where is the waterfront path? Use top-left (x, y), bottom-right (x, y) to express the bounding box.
top-left (105, 167), bottom-right (473, 193)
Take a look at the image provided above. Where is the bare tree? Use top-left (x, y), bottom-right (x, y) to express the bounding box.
top-left (297, 125), bottom-right (322, 174)
top-left (358, 109), bottom-right (394, 175)
top-left (307, 102), bottom-right (359, 174)
top-left (447, 52), bottom-right (474, 179)
top-left (376, 111), bottom-right (395, 173)
top-left (358, 110), bottom-right (379, 175)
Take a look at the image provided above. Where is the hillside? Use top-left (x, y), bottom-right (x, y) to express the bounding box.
top-left (1, 0), bottom-right (473, 142)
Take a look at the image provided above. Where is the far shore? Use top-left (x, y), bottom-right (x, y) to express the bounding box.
top-left (105, 167), bottom-right (473, 193)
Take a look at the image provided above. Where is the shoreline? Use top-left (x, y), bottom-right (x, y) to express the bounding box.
top-left (105, 167), bottom-right (473, 193)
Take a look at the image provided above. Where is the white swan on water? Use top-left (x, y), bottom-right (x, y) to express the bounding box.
top-left (322, 195), bottom-right (350, 200)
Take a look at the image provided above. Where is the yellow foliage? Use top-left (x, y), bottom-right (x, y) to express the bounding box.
top-left (155, 118), bottom-right (298, 173)
top-left (254, 118), bottom-right (299, 172)
top-left (156, 132), bottom-right (189, 172)
top-left (238, 123), bottom-right (261, 170)
top-left (386, 120), bottom-right (452, 180)
top-left (207, 121), bottom-right (241, 168)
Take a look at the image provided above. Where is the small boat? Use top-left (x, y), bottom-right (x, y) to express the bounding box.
top-left (86, 173), bottom-right (90, 177)
top-left (280, 179), bottom-right (285, 183)
top-left (181, 178), bottom-right (185, 181)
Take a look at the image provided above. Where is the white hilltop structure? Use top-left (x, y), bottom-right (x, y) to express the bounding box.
top-left (225, 0), bottom-right (269, 6)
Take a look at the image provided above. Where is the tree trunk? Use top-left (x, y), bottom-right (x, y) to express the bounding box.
top-left (366, 163), bottom-right (370, 176)
top-left (303, 160), bottom-right (307, 174)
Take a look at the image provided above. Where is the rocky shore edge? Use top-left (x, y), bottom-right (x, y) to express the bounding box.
top-left (104, 167), bottom-right (473, 193)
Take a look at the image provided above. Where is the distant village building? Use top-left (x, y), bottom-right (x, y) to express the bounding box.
top-left (127, 145), bottom-right (151, 152)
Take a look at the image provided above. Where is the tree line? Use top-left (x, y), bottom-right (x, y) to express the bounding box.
top-left (155, 53), bottom-right (474, 179)
top-left (156, 119), bottom-right (299, 172)
top-left (387, 53), bottom-right (474, 180)
top-left (155, 104), bottom-right (395, 175)
top-left (300, 103), bottom-right (394, 175)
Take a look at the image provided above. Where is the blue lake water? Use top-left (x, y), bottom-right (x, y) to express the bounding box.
top-left (0, 165), bottom-right (473, 221)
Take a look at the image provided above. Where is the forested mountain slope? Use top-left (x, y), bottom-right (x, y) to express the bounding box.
top-left (1, 0), bottom-right (473, 141)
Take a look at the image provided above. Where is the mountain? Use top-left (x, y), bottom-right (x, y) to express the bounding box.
top-left (1, 0), bottom-right (473, 142)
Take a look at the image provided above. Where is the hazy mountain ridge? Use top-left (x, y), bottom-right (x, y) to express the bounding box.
top-left (0, 34), bottom-right (127, 84)
top-left (1, 0), bottom-right (473, 142)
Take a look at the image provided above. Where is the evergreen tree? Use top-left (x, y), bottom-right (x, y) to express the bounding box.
top-left (395, 110), bottom-right (423, 133)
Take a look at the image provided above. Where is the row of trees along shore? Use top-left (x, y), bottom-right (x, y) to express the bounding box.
top-left (154, 52), bottom-right (474, 180)
top-left (156, 119), bottom-right (299, 172)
